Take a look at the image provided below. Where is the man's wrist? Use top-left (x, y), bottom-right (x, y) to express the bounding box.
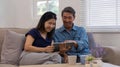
top-left (59, 51), bottom-right (66, 56)
top-left (73, 41), bottom-right (78, 48)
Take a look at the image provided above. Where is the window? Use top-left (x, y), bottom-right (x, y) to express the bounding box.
top-left (33, 0), bottom-right (59, 17)
top-left (85, 0), bottom-right (120, 32)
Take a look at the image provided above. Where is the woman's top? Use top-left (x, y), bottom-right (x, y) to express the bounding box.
top-left (26, 28), bottom-right (52, 47)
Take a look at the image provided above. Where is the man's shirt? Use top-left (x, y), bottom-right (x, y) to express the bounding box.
top-left (53, 25), bottom-right (90, 57)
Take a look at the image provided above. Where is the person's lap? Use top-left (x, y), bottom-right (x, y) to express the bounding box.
top-left (19, 51), bottom-right (61, 65)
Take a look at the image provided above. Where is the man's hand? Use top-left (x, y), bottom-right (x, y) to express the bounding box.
top-left (63, 53), bottom-right (68, 63)
top-left (59, 43), bottom-right (67, 54)
top-left (64, 40), bottom-right (78, 48)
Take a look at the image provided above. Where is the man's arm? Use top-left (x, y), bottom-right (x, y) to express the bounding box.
top-left (75, 27), bottom-right (89, 52)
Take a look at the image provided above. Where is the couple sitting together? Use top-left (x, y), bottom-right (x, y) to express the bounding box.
top-left (19, 6), bottom-right (90, 65)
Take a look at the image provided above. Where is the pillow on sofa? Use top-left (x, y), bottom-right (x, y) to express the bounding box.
top-left (1, 30), bottom-right (25, 65)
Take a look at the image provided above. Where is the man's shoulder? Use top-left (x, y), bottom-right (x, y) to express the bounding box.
top-left (55, 28), bottom-right (60, 31)
top-left (74, 25), bottom-right (85, 30)
top-left (55, 27), bottom-right (63, 32)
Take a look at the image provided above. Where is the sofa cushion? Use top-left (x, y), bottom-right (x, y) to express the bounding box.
top-left (0, 28), bottom-right (29, 61)
top-left (1, 30), bottom-right (25, 65)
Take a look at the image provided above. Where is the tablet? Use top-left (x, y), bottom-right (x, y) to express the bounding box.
top-left (53, 42), bottom-right (74, 51)
top-left (53, 42), bottom-right (62, 51)
top-left (65, 42), bottom-right (74, 47)
top-left (53, 42), bottom-right (62, 45)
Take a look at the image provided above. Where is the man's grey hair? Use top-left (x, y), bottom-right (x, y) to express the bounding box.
top-left (61, 6), bottom-right (76, 17)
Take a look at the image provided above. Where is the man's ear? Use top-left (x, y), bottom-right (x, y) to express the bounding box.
top-left (73, 16), bottom-right (75, 21)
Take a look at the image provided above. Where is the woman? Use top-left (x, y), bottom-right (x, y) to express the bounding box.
top-left (19, 11), bottom-right (61, 65)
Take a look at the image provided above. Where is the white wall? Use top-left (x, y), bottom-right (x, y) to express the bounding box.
top-left (0, 0), bottom-right (120, 47)
top-left (0, 0), bottom-right (84, 28)
top-left (0, 0), bottom-right (35, 28)
top-left (0, 0), bottom-right (16, 27)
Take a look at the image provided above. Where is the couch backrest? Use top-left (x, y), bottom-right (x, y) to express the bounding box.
top-left (0, 28), bottom-right (96, 62)
top-left (87, 32), bottom-right (96, 49)
top-left (0, 28), bottom-right (30, 61)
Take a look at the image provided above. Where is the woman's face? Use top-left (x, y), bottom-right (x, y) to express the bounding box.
top-left (44, 19), bottom-right (56, 32)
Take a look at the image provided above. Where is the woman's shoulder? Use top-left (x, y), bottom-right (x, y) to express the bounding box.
top-left (27, 28), bottom-right (39, 33)
top-left (25, 28), bottom-right (39, 37)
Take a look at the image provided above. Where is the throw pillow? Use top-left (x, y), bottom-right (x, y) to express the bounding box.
top-left (1, 30), bottom-right (25, 65)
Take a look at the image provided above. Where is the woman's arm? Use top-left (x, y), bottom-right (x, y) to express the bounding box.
top-left (24, 35), bottom-right (54, 53)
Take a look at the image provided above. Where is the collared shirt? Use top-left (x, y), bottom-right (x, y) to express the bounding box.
top-left (53, 25), bottom-right (90, 57)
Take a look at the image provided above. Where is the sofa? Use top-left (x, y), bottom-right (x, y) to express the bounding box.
top-left (0, 28), bottom-right (120, 67)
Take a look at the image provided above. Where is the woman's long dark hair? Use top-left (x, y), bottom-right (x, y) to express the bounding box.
top-left (36, 11), bottom-right (57, 39)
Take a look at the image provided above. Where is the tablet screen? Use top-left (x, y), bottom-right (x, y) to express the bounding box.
top-left (53, 42), bottom-right (74, 51)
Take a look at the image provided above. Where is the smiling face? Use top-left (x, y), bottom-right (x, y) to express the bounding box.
top-left (62, 12), bottom-right (75, 30)
top-left (44, 19), bottom-right (56, 33)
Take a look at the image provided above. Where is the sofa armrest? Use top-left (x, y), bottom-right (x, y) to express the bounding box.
top-left (102, 46), bottom-right (120, 66)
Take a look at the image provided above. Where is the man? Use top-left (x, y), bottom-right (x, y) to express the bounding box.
top-left (53, 6), bottom-right (90, 63)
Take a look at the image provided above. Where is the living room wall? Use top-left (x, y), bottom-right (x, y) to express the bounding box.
top-left (0, 0), bottom-right (120, 48)
top-left (0, 0), bottom-right (33, 28)
top-left (0, 0), bottom-right (83, 28)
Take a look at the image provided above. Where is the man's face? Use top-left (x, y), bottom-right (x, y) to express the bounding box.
top-left (62, 12), bottom-right (75, 29)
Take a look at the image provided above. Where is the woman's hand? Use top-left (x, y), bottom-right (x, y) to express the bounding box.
top-left (45, 46), bottom-right (54, 53)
